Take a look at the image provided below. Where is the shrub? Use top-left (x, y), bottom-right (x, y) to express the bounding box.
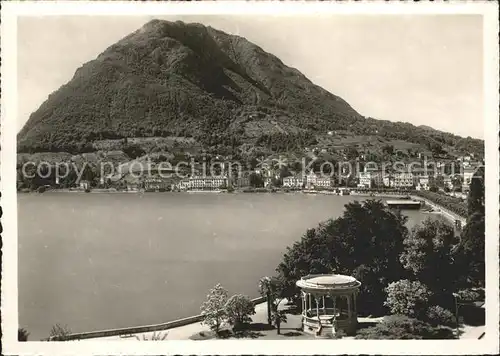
top-left (134, 331), bottom-right (168, 341)
top-left (225, 294), bottom-right (255, 330)
top-left (355, 315), bottom-right (454, 339)
top-left (425, 305), bottom-right (456, 327)
top-left (18, 328), bottom-right (30, 341)
top-left (456, 288), bottom-right (482, 302)
top-left (328, 329), bottom-right (346, 339)
top-left (122, 144), bottom-right (146, 159)
top-left (384, 280), bottom-right (432, 319)
top-left (49, 324), bottom-right (72, 341)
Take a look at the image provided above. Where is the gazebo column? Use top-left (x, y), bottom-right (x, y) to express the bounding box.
top-left (308, 293), bottom-right (312, 313)
top-left (353, 293), bottom-right (357, 316)
top-left (347, 294), bottom-right (352, 320)
top-left (314, 296), bottom-right (320, 321)
top-left (332, 296), bottom-right (337, 320)
top-left (322, 295), bottom-right (326, 315)
top-left (302, 292), bottom-right (306, 316)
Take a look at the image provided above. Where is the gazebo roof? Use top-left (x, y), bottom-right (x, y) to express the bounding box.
top-left (296, 274), bottom-right (361, 291)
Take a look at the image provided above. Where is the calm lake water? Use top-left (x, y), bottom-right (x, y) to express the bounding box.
top-left (18, 192), bottom-right (438, 340)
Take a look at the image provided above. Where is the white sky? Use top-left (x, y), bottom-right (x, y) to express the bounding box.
top-left (17, 15), bottom-right (483, 138)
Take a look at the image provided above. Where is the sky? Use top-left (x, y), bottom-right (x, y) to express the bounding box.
top-left (17, 14), bottom-right (484, 138)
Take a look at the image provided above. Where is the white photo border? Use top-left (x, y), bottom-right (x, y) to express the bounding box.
top-left (1, 1), bottom-right (499, 355)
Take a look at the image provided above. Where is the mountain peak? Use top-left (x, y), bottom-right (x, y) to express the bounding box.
top-left (18, 20), bottom-right (482, 159)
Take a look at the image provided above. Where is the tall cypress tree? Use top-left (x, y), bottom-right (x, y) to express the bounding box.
top-left (456, 166), bottom-right (485, 287)
top-left (467, 167), bottom-right (485, 217)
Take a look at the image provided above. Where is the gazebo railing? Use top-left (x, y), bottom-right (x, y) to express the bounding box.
top-left (305, 309), bottom-right (349, 320)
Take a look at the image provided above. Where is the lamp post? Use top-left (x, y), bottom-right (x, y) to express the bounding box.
top-left (452, 292), bottom-right (460, 338)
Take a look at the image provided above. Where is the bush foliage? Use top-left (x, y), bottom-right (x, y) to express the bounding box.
top-left (355, 315), bottom-right (454, 339)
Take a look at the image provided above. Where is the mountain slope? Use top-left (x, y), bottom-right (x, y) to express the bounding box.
top-left (18, 20), bottom-right (483, 158)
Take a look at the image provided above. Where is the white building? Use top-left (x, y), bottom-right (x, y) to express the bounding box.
top-left (305, 172), bottom-right (317, 189)
top-left (178, 179), bottom-right (191, 190)
top-left (392, 172), bottom-right (415, 188)
top-left (283, 176), bottom-right (304, 188)
top-left (79, 180), bottom-right (91, 190)
top-left (443, 176), bottom-right (454, 191)
top-left (315, 177), bottom-right (333, 188)
top-left (415, 175), bottom-right (431, 190)
top-left (189, 176), bottom-right (228, 190)
top-left (462, 167), bottom-right (476, 193)
top-left (357, 172), bottom-right (372, 188)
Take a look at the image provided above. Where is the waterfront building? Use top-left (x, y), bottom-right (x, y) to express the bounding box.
top-left (144, 177), bottom-right (170, 191)
top-left (315, 176), bottom-right (333, 189)
top-left (178, 179), bottom-right (191, 190)
top-left (79, 180), bottom-right (91, 190)
top-left (383, 175), bottom-right (393, 188)
top-left (296, 274), bottom-right (361, 337)
top-left (415, 175), bottom-right (431, 191)
top-left (234, 176), bottom-right (250, 188)
top-left (357, 172), bottom-right (372, 188)
top-left (189, 176), bottom-right (228, 190)
top-left (372, 171), bottom-right (385, 187)
top-left (392, 172), bottom-right (415, 188)
top-left (305, 172), bottom-right (317, 189)
top-left (283, 175), bottom-right (304, 188)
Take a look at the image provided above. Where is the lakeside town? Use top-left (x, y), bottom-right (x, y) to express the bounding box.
top-left (21, 152), bottom-right (482, 196)
top-left (19, 151), bottom-right (482, 226)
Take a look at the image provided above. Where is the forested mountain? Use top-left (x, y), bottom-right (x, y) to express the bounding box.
top-left (17, 20), bottom-right (483, 159)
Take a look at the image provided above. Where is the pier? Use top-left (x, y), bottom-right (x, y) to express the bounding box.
top-left (386, 200), bottom-right (421, 210)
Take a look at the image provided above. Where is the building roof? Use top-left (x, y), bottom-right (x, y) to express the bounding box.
top-left (296, 274), bottom-right (361, 292)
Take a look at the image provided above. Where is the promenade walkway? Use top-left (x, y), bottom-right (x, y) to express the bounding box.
top-left (81, 300), bottom-right (483, 341)
top-left (86, 302), bottom-right (270, 341)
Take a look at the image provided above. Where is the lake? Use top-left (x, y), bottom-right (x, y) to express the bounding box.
top-left (18, 192), bottom-right (439, 340)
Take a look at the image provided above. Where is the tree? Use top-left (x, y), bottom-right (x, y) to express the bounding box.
top-left (258, 276), bottom-right (284, 325)
top-left (249, 172), bottom-right (264, 188)
top-left (200, 284), bottom-right (228, 335)
top-left (123, 144), bottom-right (146, 159)
top-left (384, 280), bottom-right (432, 319)
top-left (271, 309), bottom-right (288, 335)
top-left (18, 328), bottom-right (30, 341)
top-left (346, 146), bottom-right (359, 160)
top-left (455, 212), bottom-right (485, 287)
top-left (276, 200), bottom-right (408, 315)
top-left (467, 167), bottom-right (484, 216)
top-left (258, 277), bottom-right (273, 325)
top-left (455, 167), bottom-right (485, 287)
top-left (225, 294), bottom-right (255, 331)
top-left (400, 218), bottom-right (458, 302)
top-left (382, 144), bottom-right (394, 156)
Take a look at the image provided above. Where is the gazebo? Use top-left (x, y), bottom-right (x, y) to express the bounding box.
top-left (296, 274), bottom-right (361, 337)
